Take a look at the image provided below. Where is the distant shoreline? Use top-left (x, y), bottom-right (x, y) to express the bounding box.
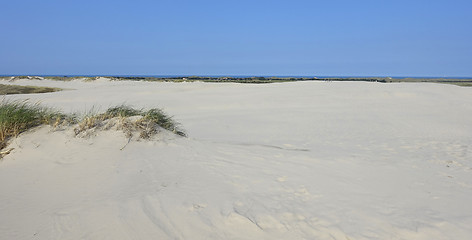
top-left (1, 74), bottom-right (472, 79)
top-left (2, 75), bottom-right (472, 86)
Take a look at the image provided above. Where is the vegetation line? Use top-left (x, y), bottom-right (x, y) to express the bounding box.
top-left (0, 84), bottom-right (62, 95)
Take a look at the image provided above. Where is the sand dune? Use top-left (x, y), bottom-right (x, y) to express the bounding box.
top-left (1, 79), bottom-right (472, 239)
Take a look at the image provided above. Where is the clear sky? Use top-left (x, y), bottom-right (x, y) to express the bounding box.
top-left (1, 0), bottom-right (471, 77)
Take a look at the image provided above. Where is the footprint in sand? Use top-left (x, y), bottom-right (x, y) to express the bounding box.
top-left (189, 203), bottom-right (207, 212)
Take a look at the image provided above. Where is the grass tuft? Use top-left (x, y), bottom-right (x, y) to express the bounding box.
top-left (0, 99), bottom-right (70, 150)
top-left (142, 108), bottom-right (186, 136)
top-left (1, 101), bottom-right (185, 156)
top-left (104, 105), bottom-right (143, 118)
top-left (74, 105), bottom-right (186, 138)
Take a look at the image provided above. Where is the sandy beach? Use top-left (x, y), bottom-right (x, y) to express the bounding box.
top-left (1, 78), bottom-right (472, 239)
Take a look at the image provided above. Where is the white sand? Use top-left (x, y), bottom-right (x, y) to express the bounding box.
top-left (1, 79), bottom-right (472, 239)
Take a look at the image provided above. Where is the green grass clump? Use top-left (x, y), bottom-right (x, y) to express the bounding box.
top-left (0, 84), bottom-right (62, 95)
top-left (0, 100), bottom-right (69, 150)
top-left (104, 105), bottom-right (143, 118)
top-left (141, 108), bottom-right (186, 137)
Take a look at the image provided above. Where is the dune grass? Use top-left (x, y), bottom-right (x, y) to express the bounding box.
top-left (105, 105), bottom-right (182, 134)
top-left (0, 101), bottom-right (185, 156)
top-left (0, 100), bottom-right (69, 150)
top-left (0, 84), bottom-right (62, 95)
top-left (74, 105), bottom-right (186, 139)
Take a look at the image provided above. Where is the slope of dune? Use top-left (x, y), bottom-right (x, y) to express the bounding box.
top-left (1, 79), bottom-right (472, 239)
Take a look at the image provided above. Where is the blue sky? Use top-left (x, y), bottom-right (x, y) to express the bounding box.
top-left (1, 0), bottom-right (471, 77)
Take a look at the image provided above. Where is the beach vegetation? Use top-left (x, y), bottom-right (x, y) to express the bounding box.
top-left (74, 105), bottom-right (186, 138)
top-left (0, 101), bottom-right (185, 156)
top-left (0, 100), bottom-right (70, 151)
top-left (0, 84), bottom-right (62, 95)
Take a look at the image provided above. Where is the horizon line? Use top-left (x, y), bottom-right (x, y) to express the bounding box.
top-left (2, 74), bottom-right (472, 79)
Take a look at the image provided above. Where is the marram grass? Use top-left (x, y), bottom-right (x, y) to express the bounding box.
top-left (0, 101), bottom-right (186, 156)
top-left (74, 105), bottom-right (186, 138)
top-left (0, 99), bottom-right (69, 150)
